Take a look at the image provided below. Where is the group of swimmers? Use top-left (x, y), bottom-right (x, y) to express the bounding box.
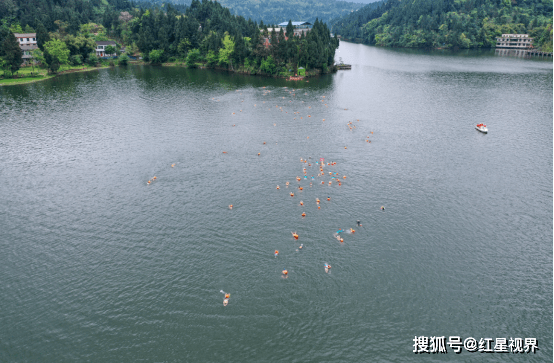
top-left (220, 87), bottom-right (384, 302)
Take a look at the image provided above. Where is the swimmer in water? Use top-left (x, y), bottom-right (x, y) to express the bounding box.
top-left (282, 269), bottom-right (288, 276)
top-left (229, 205), bottom-right (233, 209)
top-left (327, 197), bottom-right (330, 201)
top-left (277, 185), bottom-right (280, 189)
top-left (381, 206), bottom-right (385, 210)
top-left (290, 192), bottom-right (294, 197)
top-left (324, 263), bottom-right (331, 273)
top-left (299, 244), bottom-right (303, 250)
top-left (350, 228), bottom-right (355, 234)
top-left (292, 232), bottom-right (299, 239)
top-left (300, 201), bottom-right (304, 206)
top-left (223, 298), bottom-right (229, 306)
top-left (274, 250), bottom-right (279, 257)
top-left (357, 220), bottom-right (362, 227)
top-left (302, 212), bottom-right (306, 217)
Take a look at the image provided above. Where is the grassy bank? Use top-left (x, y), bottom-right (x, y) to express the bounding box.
top-left (0, 64), bottom-right (111, 86)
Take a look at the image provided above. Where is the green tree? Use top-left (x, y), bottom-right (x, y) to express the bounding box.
top-left (218, 33), bottom-right (235, 68)
top-left (43, 39), bottom-right (70, 73)
top-left (105, 45), bottom-right (116, 56)
top-left (186, 48), bottom-right (201, 67)
top-left (177, 38), bottom-right (191, 58)
top-left (1, 32), bottom-right (23, 76)
top-left (119, 54), bottom-right (129, 66)
top-left (205, 50), bottom-right (217, 67)
top-left (149, 49), bottom-right (164, 64)
top-left (286, 20), bottom-right (294, 39)
top-left (260, 55), bottom-right (276, 74)
top-left (35, 21), bottom-right (50, 51)
top-left (88, 54), bottom-right (98, 66)
top-left (31, 49), bottom-right (44, 73)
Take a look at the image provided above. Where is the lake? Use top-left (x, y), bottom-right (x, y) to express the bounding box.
top-left (0, 42), bottom-right (552, 362)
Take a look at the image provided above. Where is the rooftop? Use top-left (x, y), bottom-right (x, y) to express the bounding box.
top-left (278, 21), bottom-right (312, 27)
top-left (13, 33), bottom-right (36, 38)
top-left (96, 41), bottom-right (116, 45)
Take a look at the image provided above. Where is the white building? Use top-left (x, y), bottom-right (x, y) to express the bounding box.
top-left (496, 34), bottom-right (534, 49)
top-left (95, 41), bottom-right (117, 57)
top-left (14, 33), bottom-right (37, 46)
top-left (13, 33), bottom-right (38, 64)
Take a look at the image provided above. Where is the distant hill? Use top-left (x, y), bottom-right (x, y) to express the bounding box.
top-left (330, 0), bottom-right (553, 51)
top-left (136, 0), bottom-right (365, 24)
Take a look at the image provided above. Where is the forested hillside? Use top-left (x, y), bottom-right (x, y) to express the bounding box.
top-left (0, 0), bottom-right (339, 77)
top-left (328, 0), bottom-right (387, 41)
top-left (136, 0), bottom-right (365, 24)
top-left (331, 0), bottom-right (553, 51)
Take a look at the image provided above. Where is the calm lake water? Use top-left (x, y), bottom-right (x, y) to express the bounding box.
top-left (0, 42), bottom-right (552, 362)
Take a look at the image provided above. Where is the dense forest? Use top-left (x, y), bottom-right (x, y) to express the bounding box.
top-left (135, 0), bottom-right (365, 24)
top-left (328, 0), bottom-right (387, 42)
top-left (0, 0), bottom-right (339, 77)
top-left (331, 0), bottom-right (553, 51)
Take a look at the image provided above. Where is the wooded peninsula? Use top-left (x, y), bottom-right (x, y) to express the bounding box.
top-left (0, 0), bottom-right (339, 84)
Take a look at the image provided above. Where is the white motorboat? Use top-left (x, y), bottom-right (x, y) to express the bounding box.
top-left (475, 124), bottom-right (488, 133)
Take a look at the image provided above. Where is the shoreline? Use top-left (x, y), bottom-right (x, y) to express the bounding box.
top-left (1, 61), bottom-right (335, 87)
top-left (131, 60), bottom-right (334, 80)
top-left (0, 65), bottom-right (110, 87)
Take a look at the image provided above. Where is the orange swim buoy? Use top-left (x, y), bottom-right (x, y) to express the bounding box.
top-left (318, 205), bottom-right (320, 209)
top-left (153, 176), bottom-right (157, 180)
top-left (277, 185), bottom-right (280, 189)
top-left (283, 270), bottom-right (288, 275)
top-left (301, 212), bottom-right (306, 217)
top-left (327, 197), bottom-right (330, 201)
top-left (300, 201), bottom-right (304, 206)
top-left (290, 193), bottom-right (294, 197)
top-left (229, 205), bottom-right (233, 209)
top-left (258, 153), bottom-right (261, 156)
top-left (299, 187), bottom-right (303, 191)
top-left (343, 176), bottom-right (346, 179)
top-left (225, 293), bottom-right (230, 298)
